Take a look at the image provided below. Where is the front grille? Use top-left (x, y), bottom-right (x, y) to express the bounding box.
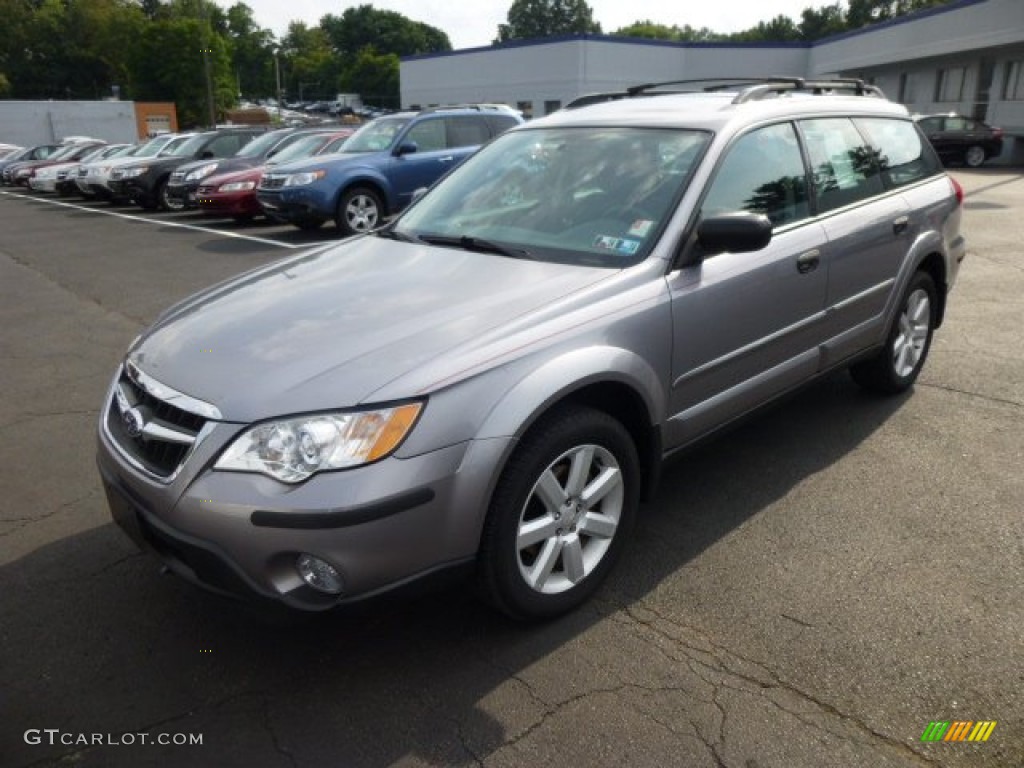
top-left (110, 168), bottom-right (124, 180)
top-left (78, 167), bottom-right (88, 177)
top-left (260, 175), bottom-right (285, 190)
top-left (106, 367), bottom-right (207, 479)
top-left (197, 185), bottom-right (214, 195)
top-left (170, 170), bottom-right (185, 182)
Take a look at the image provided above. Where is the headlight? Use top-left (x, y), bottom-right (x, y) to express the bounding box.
top-left (122, 166), bottom-right (149, 178)
top-left (284, 170), bottom-right (326, 187)
top-left (185, 162), bottom-right (219, 181)
top-left (218, 180), bottom-right (256, 192)
top-left (215, 403), bottom-right (423, 483)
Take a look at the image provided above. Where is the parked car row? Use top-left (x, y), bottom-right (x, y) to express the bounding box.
top-left (914, 112), bottom-right (1005, 167)
top-left (4, 106), bottom-right (525, 236)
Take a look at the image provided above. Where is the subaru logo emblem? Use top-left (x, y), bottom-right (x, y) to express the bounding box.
top-left (122, 407), bottom-right (145, 438)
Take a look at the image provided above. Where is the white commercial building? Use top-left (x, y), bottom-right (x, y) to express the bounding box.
top-left (401, 0), bottom-right (1024, 162)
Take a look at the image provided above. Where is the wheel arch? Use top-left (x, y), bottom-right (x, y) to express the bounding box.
top-left (334, 175), bottom-right (391, 215)
top-left (915, 251), bottom-right (948, 328)
top-left (475, 348), bottom-right (666, 507)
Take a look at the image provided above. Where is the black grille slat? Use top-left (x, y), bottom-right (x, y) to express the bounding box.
top-left (108, 368), bottom-right (207, 478)
top-left (260, 176), bottom-right (285, 190)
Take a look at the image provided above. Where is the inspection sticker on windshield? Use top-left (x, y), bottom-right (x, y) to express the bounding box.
top-left (628, 219), bottom-right (654, 237)
top-left (593, 235), bottom-right (640, 255)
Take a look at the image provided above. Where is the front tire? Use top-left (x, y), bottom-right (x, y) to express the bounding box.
top-left (850, 271), bottom-right (937, 394)
top-left (158, 179), bottom-right (184, 212)
top-left (336, 186), bottom-right (382, 236)
top-left (964, 145), bottom-right (987, 168)
top-left (478, 406), bottom-right (640, 620)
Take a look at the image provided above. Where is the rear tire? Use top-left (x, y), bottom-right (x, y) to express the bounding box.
top-left (478, 406), bottom-right (640, 620)
top-left (850, 271), bottom-right (937, 394)
top-left (964, 145), bottom-right (987, 167)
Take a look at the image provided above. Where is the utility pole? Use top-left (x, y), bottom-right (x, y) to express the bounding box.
top-left (199, 0), bottom-right (216, 128)
top-left (274, 50), bottom-right (283, 122)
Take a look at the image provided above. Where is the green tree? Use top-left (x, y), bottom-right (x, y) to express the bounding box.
top-left (280, 21), bottom-right (337, 102)
top-left (339, 47), bottom-right (400, 109)
top-left (496, 0), bottom-right (602, 43)
top-left (225, 2), bottom-right (276, 99)
top-left (612, 20), bottom-right (722, 42)
top-left (729, 14), bottom-right (801, 42)
top-left (320, 5), bottom-right (451, 58)
top-left (799, 3), bottom-right (846, 40)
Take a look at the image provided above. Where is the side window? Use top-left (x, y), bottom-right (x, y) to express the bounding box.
top-left (917, 117), bottom-right (941, 134)
top-left (855, 118), bottom-right (941, 189)
top-left (404, 119), bottom-right (446, 152)
top-left (446, 116), bottom-right (489, 148)
top-left (799, 118), bottom-right (884, 213)
top-left (206, 135), bottom-right (243, 157)
top-left (485, 114), bottom-right (520, 136)
top-left (701, 123), bottom-right (809, 228)
top-left (945, 116), bottom-right (970, 131)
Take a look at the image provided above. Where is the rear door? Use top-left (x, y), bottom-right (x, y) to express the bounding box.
top-left (797, 117), bottom-right (910, 366)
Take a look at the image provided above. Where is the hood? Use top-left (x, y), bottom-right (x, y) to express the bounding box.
top-left (267, 151), bottom-right (370, 174)
top-left (202, 166), bottom-right (264, 187)
top-left (129, 236), bottom-right (614, 422)
top-left (177, 156), bottom-right (258, 178)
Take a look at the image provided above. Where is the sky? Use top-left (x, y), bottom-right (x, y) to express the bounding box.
top-left (220, 0), bottom-right (821, 50)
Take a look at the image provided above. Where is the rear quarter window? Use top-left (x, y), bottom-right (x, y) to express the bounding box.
top-left (854, 118), bottom-right (942, 189)
top-left (799, 118), bottom-right (884, 213)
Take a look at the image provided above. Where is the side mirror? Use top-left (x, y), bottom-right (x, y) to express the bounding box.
top-left (396, 142), bottom-right (418, 157)
top-left (696, 212), bottom-right (772, 256)
top-left (411, 187), bottom-right (428, 203)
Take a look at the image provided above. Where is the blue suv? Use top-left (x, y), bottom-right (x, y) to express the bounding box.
top-left (256, 106), bottom-right (523, 235)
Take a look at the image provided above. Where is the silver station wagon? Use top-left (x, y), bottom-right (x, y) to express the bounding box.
top-left (97, 78), bottom-right (965, 620)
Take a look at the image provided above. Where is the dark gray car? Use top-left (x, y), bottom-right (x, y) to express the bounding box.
top-left (97, 79), bottom-right (965, 620)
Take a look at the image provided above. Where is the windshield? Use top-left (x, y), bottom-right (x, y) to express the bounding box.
top-left (48, 144), bottom-right (83, 161)
top-left (268, 133), bottom-right (336, 165)
top-left (235, 130), bottom-right (285, 158)
top-left (320, 134), bottom-right (351, 154)
top-left (341, 117), bottom-right (410, 153)
top-left (395, 127), bottom-right (710, 267)
top-left (157, 136), bottom-right (192, 156)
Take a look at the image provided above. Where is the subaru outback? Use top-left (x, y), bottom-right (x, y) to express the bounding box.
top-left (98, 78), bottom-right (965, 620)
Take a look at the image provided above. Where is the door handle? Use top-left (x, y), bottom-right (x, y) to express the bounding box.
top-left (893, 216), bottom-right (909, 235)
top-left (796, 249), bottom-right (820, 274)
top-left (438, 155), bottom-right (455, 163)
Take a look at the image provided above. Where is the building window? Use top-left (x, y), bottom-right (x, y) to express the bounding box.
top-left (544, 100), bottom-right (562, 115)
top-left (935, 67), bottom-right (966, 102)
top-left (516, 100), bottom-right (533, 119)
top-left (1005, 61), bottom-right (1024, 101)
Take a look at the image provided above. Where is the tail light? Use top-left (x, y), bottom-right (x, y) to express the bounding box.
top-left (992, 127), bottom-right (1004, 140)
top-left (950, 176), bottom-right (964, 206)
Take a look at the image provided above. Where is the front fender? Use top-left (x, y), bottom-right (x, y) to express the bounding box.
top-left (475, 345), bottom-right (666, 441)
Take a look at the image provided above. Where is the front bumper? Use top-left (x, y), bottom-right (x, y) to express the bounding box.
top-left (96, 397), bottom-right (510, 611)
top-left (256, 188), bottom-right (330, 223)
top-left (197, 189), bottom-right (260, 217)
top-left (165, 180), bottom-right (199, 209)
top-left (28, 177), bottom-right (57, 192)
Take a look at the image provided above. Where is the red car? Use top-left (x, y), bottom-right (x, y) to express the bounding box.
top-left (197, 130), bottom-right (353, 221)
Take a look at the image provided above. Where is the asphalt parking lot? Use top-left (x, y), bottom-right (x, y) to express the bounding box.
top-left (1, 173), bottom-right (1021, 768)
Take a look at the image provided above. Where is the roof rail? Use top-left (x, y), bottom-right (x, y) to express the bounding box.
top-left (564, 77), bottom-right (885, 110)
top-left (417, 103), bottom-right (519, 115)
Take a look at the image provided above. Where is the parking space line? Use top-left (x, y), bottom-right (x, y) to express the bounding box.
top-left (0, 189), bottom-right (304, 249)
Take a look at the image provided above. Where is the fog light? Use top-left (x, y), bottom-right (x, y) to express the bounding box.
top-left (296, 554), bottom-right (344, 594)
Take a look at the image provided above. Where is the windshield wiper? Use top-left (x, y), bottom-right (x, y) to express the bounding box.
top-left (418, 234), bottom-right (533, 259)
top-left (375, 227), bottom-right (421, 243)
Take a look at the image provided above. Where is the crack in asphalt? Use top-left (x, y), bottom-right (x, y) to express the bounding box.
top-left (261, 695), bottom-right (298, 768)
top-left (917, 380), bottom-right (1023, 409)
top-left (0, 489), bottom-right (99, 529)
top-left (613, 601), bottom-right (943, 767)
